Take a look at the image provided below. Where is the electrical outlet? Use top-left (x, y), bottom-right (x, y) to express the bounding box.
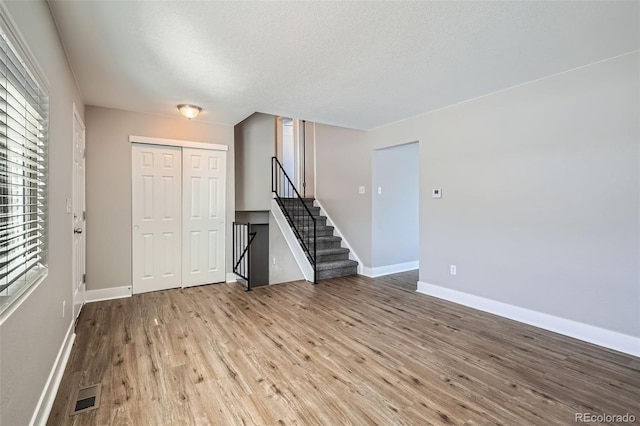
top-left (272, 257), bottom-right (276, 265)
top-left (62, 300), bottom-right (66, 318)
top-left (377, 186), bottom-right (382, 195)
top-left (450, 265), bottom-right (457, 276)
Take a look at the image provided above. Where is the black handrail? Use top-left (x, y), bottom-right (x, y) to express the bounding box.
top-left (232, 222), bottom-right (257, 291)
top-left (271, 156), bottom-right (317, 283)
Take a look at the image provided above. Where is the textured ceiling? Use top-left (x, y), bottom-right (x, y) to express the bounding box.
top-left (47, 1), bottom-right (639, 130)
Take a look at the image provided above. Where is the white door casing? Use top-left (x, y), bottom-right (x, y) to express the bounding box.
top-left (72, 105), bottom-right (86, 320)
top-left (182, 148), bottom-right (226, 287)
top-left (132, 144), bottom-right (182, 294)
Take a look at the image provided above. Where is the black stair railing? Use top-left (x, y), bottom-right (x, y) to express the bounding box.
top-left (232, 222), bottom-right (257, 291)
top-left (271, 156), bottom-right (317, 283)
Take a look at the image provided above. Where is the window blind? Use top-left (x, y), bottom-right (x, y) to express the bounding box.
top-left (0, 25), bottom-right (48, 302)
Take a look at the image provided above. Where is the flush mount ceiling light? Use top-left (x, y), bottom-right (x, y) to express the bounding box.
top-left (177, 104), bottom-right (202, 120)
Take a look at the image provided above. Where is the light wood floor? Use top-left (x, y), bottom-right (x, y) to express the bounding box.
top-left (48, 271), bottom-right (640, 425)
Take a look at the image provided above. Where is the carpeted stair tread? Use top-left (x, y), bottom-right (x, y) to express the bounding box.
top-left (316, 247), bottom-right (350, 262)
top-left (299, 225), bottom-right (334, 232)
top-left (277, 196), bottom-right (359, 280)
top-left (316, 236), bottom-right (341, 243)
top-left (316, 259), bottom-right (358, 271)
top-left (287, 207), bottom-right (322, 216)
top-left (279, 197), bottom-right (315, 203)
top-left (316, 247), bottom-right (349, 255)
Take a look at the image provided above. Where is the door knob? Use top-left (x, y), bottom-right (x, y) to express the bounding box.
top-left (74, 228), bottom-right (83, 234)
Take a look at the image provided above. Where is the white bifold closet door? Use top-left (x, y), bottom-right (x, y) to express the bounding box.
top-left (132, 144), bottom-right (183, 294)
top-left (182, 148), bottom-right (226, 287)
top-left (132, 144), bottom-right (226, 294)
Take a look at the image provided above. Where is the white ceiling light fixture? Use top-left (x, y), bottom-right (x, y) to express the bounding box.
top-left (177, 104), bottom-right (202, 120)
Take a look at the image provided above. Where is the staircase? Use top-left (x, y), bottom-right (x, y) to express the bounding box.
top-left (277, 197), bottom-right (358, 281)
top-left (272, 156), bottom-right (358, 282)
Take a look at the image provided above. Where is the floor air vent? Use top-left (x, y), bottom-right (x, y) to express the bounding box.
top-left (70, 383), bottom-right (102, 415)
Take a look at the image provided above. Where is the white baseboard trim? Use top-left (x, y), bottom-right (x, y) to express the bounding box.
top-left (30, 321), bottom-right (76, 426)
top-left (85, 285), bottom-right (132, 303)
top-left (363, 261), bottom-right (419, 278)
top-left (226, 272), bottom-right (238, 283)
top-left (417, 281), bottom-right (640, 357)
top-left (314, 199), bottom-right (365, 275)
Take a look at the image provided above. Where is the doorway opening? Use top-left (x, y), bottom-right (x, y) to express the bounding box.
top-left (276, 117), bottom-right (314, 197)
top-left (281, 117), bottom-right (295, 184)
top-left (372, 142), bottom-right (419, 275)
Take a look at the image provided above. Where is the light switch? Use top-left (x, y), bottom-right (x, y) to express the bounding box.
top-left (359, 186), bottom-right (365, 195)
top-left (66, 198), bottom-right (72, 213)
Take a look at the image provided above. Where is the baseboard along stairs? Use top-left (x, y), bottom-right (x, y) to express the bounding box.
top-left (278, 197), bottom-right (358, 281)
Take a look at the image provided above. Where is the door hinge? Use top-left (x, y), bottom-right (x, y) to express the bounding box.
top-left (82, 273), bottom-right (86, 284)
top-left (83, 149), bottom-right (86, 159)
top-left (83, 211), bottom-right (86, 221)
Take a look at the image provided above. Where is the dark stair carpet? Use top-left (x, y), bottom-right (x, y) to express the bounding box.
top-left (278, 198), bottom-right (358, 281)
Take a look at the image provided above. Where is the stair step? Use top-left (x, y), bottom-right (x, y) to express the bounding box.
top-left (276, 197), bottom-right (359, 280)
top-left (298, 225), bottom-right (334, 237)
top-left (284, 206), bottom-right (321, 216)
top-left (316, 247), bottom-right (350, 262)
top-left (317, 259), bottom-right (358, 271)
top-left (289, 215), bottom-right (327, 227)
top-left (317, 260), bottom-right (358, 280)
top-left (279, 197), bottom-right (315, 206)
top-left (278, 198), bottom-right (316, 206)
top-left (315, 236), bottom-right (342, 250)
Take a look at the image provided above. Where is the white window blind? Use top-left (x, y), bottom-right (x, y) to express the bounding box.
top-left (0, 24), bottom-right (48, 312)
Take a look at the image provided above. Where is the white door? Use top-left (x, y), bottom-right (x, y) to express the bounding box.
top-left (72, 105), bottom-right (86, 320)
top-left (182, 148), bottom-right (226, 287)
top-left (132, 144), bottom-right (182, 294)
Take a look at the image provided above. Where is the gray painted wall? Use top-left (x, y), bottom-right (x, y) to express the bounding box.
top-left (370, 52), bottom-right (640, 337)
top-left (315, 124), bottom-right (372, 267)
top-left (0, 2), bottom-right (85, 425)
top-left (236, 211), bottom-right (269, 224)
top-left (235, 112), bottom-right (275, 211)
top-left (269, 212), bottom-right (304, 284)
top-left (85, 106), bottom-right (234, 291)
top-left (372, 142), bottom-right (419, 267)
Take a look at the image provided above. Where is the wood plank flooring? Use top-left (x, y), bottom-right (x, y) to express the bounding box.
top-left (48, 271), bottom-right (640, 425)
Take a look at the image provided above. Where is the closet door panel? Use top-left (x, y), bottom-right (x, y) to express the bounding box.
top-left (182, 148), bottom-right (227, 287)
top-left (132, 144), bottom-right (182, 294)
